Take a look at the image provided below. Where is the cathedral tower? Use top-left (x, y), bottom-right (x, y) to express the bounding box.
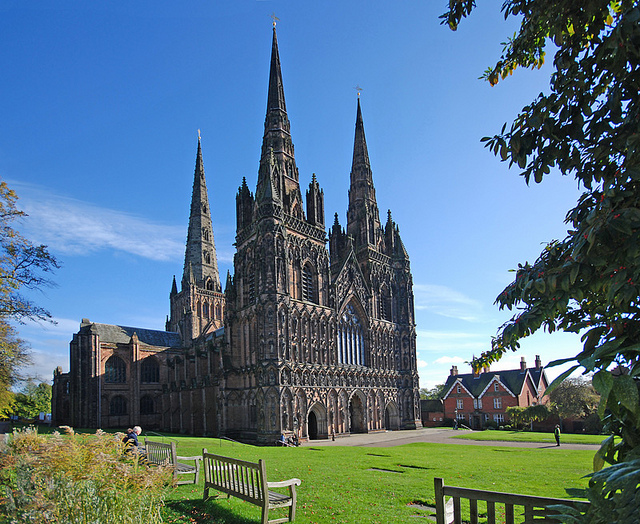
top-left (168, 135), bottom-right (225, 345)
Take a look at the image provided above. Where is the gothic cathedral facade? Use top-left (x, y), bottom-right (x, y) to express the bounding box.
top-left (52, 27), bottom-right (421, 443)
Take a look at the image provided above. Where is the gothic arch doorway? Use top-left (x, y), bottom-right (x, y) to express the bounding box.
top-left (308, 411), bottom-right (318, 440)
top-left (307, 403), bottom-right (328, 440)
top-left (384, 401), bottom-right (400, 430)
top-left (349, 393), bottom-right (366, 433)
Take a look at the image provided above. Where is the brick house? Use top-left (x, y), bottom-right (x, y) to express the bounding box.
top-left (420, 399), bottom-right (444, 427)
top-left (441, 356), bottom-right (549, 429)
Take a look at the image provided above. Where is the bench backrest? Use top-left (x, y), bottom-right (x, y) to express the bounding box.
top-left (203, 450), bottom-right (268, 506)
top-left (145, 439), bottom-right (177, 467)
top-left (434, 477), bottom-right (589, 524)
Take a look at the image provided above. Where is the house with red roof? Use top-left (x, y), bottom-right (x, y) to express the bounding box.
top-left (441, 355), bottom-right (549, 429)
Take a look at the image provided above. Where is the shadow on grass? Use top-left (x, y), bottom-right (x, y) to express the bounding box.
top-left (164, 499), bottom-right (258, 524)
top-left (399, 464), bottom-right (433, 470)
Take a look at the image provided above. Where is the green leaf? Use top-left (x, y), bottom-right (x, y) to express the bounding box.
top-left (611, 375), bottom-right (640, 416)
top-left (592, 370), bottom-right (614, 396)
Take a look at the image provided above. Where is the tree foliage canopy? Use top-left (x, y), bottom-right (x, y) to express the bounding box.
top-left (420, 384), bottom-right (447, 400)
top-left (549, 376), bottom-right (600, 420)
top-left (443, 1), bottom-right (640, 519)
top-left (0, 181), bottom-right (58, 323)
top-left (443, 0), bottom-right (640, 458)
top-left (12, 380), bottom-right (51, 420)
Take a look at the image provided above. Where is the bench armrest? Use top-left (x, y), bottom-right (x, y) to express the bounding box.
top-left (267, 478), bottom-right (302, 489)
top-left (177, 455), bottom-right (202, 462)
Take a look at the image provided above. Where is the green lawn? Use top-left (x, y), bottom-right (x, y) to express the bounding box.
top-left (156, 436), bottom-right (595, 524)
top-left (452, 430), bottom-right (607, 445)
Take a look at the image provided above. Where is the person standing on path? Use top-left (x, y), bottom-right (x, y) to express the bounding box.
top-left (554, 425), bottom-right (561, 446)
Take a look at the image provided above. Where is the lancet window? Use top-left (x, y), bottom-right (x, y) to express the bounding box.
top-left (301, 263), bottom-right (315, 302)
top-left (337, 304), bottom-right (365, 366)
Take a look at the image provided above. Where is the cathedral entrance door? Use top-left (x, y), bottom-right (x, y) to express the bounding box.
top-left (349, 395), bottom-right (365, 433)
top-left (384, 402), bottom-right (399, 430)
top-left (308, 411), bottom-right (318, 440)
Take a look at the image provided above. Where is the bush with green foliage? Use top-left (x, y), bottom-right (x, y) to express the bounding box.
top-left (0, 426), bottom-right (171, 524)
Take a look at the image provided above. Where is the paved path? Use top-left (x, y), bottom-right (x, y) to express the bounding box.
top-left (300, 427), bottom-right (600, 450)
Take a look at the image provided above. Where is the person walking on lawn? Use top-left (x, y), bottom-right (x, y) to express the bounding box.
top-left (554, 425), bottom-right (561, 446)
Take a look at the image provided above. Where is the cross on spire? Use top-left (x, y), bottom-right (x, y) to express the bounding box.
top-left (271, 13), bottom-right (279, 27)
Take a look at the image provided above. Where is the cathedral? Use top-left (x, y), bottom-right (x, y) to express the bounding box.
top-left (52, 27), bottom-right (421, 443)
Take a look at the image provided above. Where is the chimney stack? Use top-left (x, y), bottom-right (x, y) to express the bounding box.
top-left (520, 356), bottom-right (527, 372)
top-left (450, 366), bottom-right (458, 376)
top-left (535, 355), bottom-right (542, 370)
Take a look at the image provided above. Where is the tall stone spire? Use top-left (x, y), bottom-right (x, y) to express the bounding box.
top-left (347, 97), bottom-right (382, 249)
top-left (182, 135), bottom-right (221, 292)
top-left (256, 25), bottom-right (304, 220)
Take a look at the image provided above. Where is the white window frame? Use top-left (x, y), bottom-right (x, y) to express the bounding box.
top-left (493, 397), bottom-right (502, 409)
top-left (493, 413), bottom-right (504, 424)
top-left (456, 399), bottom-right (464, 409)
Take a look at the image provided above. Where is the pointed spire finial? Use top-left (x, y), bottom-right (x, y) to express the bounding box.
top-left (354, 85), bottom-right (363, 98)
top-left (271, 12), bottom-right (279, 27)
top-left (198, 128), bottom-right (201, 141)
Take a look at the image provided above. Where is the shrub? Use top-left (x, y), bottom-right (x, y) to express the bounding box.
top-left (0, 426), bottom-right (171, 523)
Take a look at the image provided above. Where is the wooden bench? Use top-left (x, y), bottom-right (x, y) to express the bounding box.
top-left (144, 439), bottom-right (201, 485)
top-left (434, 477), bottom-right (589, 524)
top-left (202, 449), bottom-right (301, 524)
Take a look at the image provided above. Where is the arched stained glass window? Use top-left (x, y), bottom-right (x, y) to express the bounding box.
top-left (105, 356), bottom-right (126, 383)
top-left (337, 304), bottom-right (365, 366)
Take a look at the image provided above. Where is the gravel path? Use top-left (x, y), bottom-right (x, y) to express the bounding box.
top-left (300, 427), bottom-right (600, 450)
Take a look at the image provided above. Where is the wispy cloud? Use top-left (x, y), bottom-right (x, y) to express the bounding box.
top-left (16, 317), bottom-right (80, 382)
top-left (11, 181), bottom-right (184, 262)
top-left (434, 355), bottom-right (466, 365)
top-left (416, 329), bottom-right (490, 354)
top-left (413, 283), bottom-right (486, 322)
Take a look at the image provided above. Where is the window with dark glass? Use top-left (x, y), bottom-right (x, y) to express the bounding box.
top-left (105, 356), bottom-right (126, 383)
top-left (301, 264), bottom-right (315, 302)
top-left (109, 395), bottom-right (127, 416)
top-left (140, 395), bottom-right (154, 415)
top-left (141, 357), bottom-right (159, 383)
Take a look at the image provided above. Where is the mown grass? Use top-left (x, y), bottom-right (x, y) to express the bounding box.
top-left (157, 436), bottom-right (595, 524)
top-left (452, 430), bottom-right (606, 445)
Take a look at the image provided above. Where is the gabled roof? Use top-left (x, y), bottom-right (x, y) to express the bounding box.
top-left (80, 321), bottom-right (182, 349)
top-left (442, 366), bottom-right (547, 399)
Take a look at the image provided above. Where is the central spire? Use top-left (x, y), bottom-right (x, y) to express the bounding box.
top-left (266, 26), bottom-right (287, 115)
top-left (257, 25), bottom-right (304, 220)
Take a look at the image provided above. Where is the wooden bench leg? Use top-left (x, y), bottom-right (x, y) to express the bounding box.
top-left (289, 485), bottom-right (297, 522)
top-left (261, 504), bottom-right (269, 524)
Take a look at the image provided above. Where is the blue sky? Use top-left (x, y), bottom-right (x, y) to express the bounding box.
top-left (2, 1), bottom-right (585, 389)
